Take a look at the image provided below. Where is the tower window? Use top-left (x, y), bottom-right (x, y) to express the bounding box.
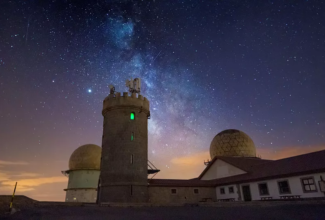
top-left (131, 132), bottom-right (134, 141)
top-left (130, 112), bottom-right (135, 120)
top-left (130, 185), bottom-right (133, 195)
top-left (131, 154), bottom-right (133, 164)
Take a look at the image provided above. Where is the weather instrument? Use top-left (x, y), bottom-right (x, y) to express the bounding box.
top-left (126, 78), bottom-right (141, 94)
top-left (109, 85), bottom-right (115, 94)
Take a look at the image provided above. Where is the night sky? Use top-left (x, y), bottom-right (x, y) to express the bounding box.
top-left (0, 0), bottom-right (324, 201)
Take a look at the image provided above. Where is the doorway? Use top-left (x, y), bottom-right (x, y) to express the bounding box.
top-left (242, 185), bottom-right (252, 201)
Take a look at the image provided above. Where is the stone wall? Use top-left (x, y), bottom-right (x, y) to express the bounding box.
top-left (148, 186), bottom-right (216, 204)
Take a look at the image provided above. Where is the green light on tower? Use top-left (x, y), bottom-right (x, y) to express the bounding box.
top-left (130, 112), bottom-right (135, 120)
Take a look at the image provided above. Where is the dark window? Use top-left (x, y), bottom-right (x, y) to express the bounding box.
top-left (131, 132), bottom-right (134, 141)
top-left (130, 185), bottom-right (133, 195)
top-left (229, 187), bottom-right (234, 194)
top-left (301, 177), bottom-right (317, 192)
top-left (171, 189), bottom-right (177, 194)
top-left (194, 189), bottom-right (199, 194)
top-left (258, 183), bottom-right (269, 195)
top-left (220, 188), bottom-right (225, 194)
top-left (278, 180), bottom-right (291, 194)
top-left (131, 154), bottom-right (133, 164)
top-left (130, 112), bottom-right (135, 120)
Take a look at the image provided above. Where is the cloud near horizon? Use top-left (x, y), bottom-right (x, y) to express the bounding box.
top-left (258, 145), bottom-right (325, 160)
top-left (0, 171), bottom-right (67, 194)
top-left (0, 160), bottom-right (29, 166)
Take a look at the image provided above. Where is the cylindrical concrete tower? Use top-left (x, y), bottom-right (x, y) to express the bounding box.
top-left (63, 144), bottom-right (101, 203)
top-left (98, 92), bottom-right (150, 203)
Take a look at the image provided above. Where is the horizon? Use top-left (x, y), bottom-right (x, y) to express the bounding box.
top-left (1, 0), bottom-right (324, 202)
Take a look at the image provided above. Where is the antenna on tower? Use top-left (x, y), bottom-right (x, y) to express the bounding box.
top-left (126, 78), bottom-right (141, 94)
top-left (109, 85), bottom-right (115, 94)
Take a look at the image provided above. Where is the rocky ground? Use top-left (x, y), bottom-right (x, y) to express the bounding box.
top-left (1, 202), bottom-right (325, 220)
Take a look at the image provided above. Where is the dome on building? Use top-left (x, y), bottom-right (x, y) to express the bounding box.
top-left (210, 129), bottom-right (256, 159)
top-left (69, 144), bottom-right (101, 170)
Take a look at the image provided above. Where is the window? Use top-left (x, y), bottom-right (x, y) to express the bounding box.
top-left (131, 132), bottom-right (134, 141)
top-left (278, 180), bottom-right (291, 194)
top-left (194, 189), bottom-right (199, 194)
top-left (131, 154), bottom-right (133, 164)
top-left (130, 185), bottom-right (133, 195)
top-left (301, 177), bottom-right (317, 192)
top-left (229, 186), bottom-right (234, 194)
top-left (220, 188), bottom-right (225, 194)
top-left (130, 112), bottom-right (135, 120)
top-left (258, 183), bottom-right (269, 195)
top-left (171, 189), bottom-right (177, 194)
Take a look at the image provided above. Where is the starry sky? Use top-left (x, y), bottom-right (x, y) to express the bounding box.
top-left (0, 0), bottom-right (324, 201)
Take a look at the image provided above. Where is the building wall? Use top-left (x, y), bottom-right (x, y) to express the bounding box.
top-left (215, 172), bottom-right (325, 201)
top-left (216, 184), bottom-right (241, 201)
top-left (201, 159), bottom-right (246, 180)
top-left (99, 93), bottom-right (150, 203)
top-left (148, 186), bottom-right (216, 204)
top-left (67, 170), bottom-right (100, 189)
top-left (65, 189), bottom-right (97, 203)
top-left (242, 172), bottom-right (325, 200)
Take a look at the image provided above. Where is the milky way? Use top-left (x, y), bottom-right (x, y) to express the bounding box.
top-left (0, 1), bottom-right (325, 199)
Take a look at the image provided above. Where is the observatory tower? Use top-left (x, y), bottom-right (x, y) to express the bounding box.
top-left (98, 78), bottom-right (150, 203)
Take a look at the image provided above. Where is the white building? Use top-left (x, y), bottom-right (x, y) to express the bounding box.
top-left (199, 152), bottom-right (325, 201)
top-left (148, 129), bottom-right (325, 203)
